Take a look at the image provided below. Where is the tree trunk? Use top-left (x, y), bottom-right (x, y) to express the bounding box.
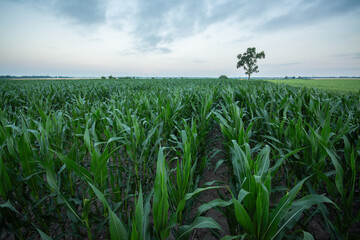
top-left (248, 74), bottom-right (251, 80)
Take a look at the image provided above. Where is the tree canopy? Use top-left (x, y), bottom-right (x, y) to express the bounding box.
top-left (237, 47), bottom-right (265, 80)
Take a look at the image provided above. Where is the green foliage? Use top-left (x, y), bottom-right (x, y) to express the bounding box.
top-left (153, 147), bottom-right (170, 240)
top-left (225, 142), bottom-right (334, 240)
top-left (219, 75), bottom-right (228, 79)
top-left (237, 47), bottom-right (265, 80)
top-left (0, 78), bottom-right (359, 239)
top-left (268, 78), bottom-right (360, 92)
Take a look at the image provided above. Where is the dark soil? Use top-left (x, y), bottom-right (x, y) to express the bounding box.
top-left (190, 124), bottom-right (231, 239)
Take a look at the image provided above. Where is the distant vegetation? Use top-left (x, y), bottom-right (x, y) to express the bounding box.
top-left (0, 75), bottom-right (71, 79)
top-left (268, 78), bottom-right (360, 92)
top-left (219, 75), bottom-right (228, 79)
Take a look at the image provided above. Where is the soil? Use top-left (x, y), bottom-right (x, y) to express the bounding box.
top-left (190, 123), bottom-right (231, 239)
top-left (307, 215), bottom-right (330, 240)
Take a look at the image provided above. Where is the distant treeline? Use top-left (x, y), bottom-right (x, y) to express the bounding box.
top-left (284, 76), bottom-right (360, 79)
top-left (0, 75), bottom-right (72, 79)
top-left (325, 76), bottom-right (360, 78)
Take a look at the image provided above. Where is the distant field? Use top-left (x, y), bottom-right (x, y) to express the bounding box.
top-left (267, 78), bottom-right (360, 92)
top-left (8, 78), bottom-right (93, 80)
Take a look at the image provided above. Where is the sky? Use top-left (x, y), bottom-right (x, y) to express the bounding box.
top-left (0, 0), bottom-right (360, 77)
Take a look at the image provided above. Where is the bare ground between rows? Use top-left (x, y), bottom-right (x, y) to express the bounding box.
top-left (189, 124), bottom-right (231, 239)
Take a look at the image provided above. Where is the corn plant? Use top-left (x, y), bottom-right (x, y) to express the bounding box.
top-left (0, 78), bottom-right (359, 239)
top-left (215, 102), bottom-right (254, 150)
top-left (222, 141), bottom-right (334, 240)
top-left (153, 147), bottom-right (172, 239)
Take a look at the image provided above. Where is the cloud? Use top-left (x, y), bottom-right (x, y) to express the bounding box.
top-left (192, 60), bottom-right (206, 63)
top-left (262, 62), bottom-right (302, 67)
top-left (257, 0), bottom-right (360, 31)
top-left (7, 0), bottom-right (107, 25)
top-left (333, 52), bottom-right (360, 59)
top-left (117, 0), bottom-right (360, 52)
top-left (157, 47), bottom-right (171, 53)
top-left (5, 0), bottom-right (360, 54)
top-left (53, 0), bottom-right (107, 25)
top-left (279, 62), bottom-right (302, 66)
top-left (127, 0), bottom-right (209, 52)
top-left (354, 53), bottom-right (360, 59)
top-left (119, 0), bottom-right (267, 52)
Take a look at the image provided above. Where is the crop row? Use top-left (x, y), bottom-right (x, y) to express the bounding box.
top-left (0, 79), bottom-right (359, 239)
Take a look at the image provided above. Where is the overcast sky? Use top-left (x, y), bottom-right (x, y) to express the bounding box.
top-left (1, 0), bottom-right (360, 77)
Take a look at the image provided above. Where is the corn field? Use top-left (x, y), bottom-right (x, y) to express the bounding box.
top-left (0, 78), bottom-right (359, 239)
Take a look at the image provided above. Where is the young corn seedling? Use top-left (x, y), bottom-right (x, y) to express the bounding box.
top-left (215, 102), bottom-right (254, 150)
top-left (169, 128), bottom-right (197, 223)
top-left (192, 91), bottom-right (215, 174)
top-left (153, 147), bottom-right (171, 240)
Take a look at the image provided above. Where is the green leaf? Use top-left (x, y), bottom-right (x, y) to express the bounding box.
top-left (220, 235), bottom-right (246, 240)
top-left (107, 136), bottom-right (123, 144)
top-left (142, 124), bottom-right (158, 147)
top-left (88, 182), bottom-right (128, 240)
top-left (272, 194), bottom-right (333, 240)
top-left (88, 182), bottom-right (109, 209)
top-left (272, 206), bottom-right (307, 239)
top-left (292, 194), bottom-right (336, 209)
top-left (214, 159), bottom-right (224, 174)
top-left (153, 147), bottom-right (170, 240)
top-left (135, 186), bottom-right (144, 239)
top-left (35, 227), bottom-right (53, 240)
top-left (0, 155), bottom-right (13, 198)
top-left (264, 176), bottom-right (310, 239)
top-left (109, 208), bottom-right (128, 240)
top-left (0, 200), bottom-right (19, 214)
top-left (18, 134), bottom-right (38, 195)
top-left (322, 146), bottom-right (344, 196)
top-left (177, 216), bottom-right (222, 239)
top-left (269, 147), bottom-right (308, 176)
top-left (43, 163), bottom-right (57, 190)
top-left (184, 186), bottom-right (222, 201)
top-left (84, 122), bottom-right (91, 152)
top-left (302, 231), bottom-right (314, 240)
top-left (257, 145), bottom-right (270, 176)
top-left (233, 197), bottom-right (254, 234)
top-left (131, 219), bottom-right (138, 240)
top-left (197, 198), bottom-right (233, 216)
top-left (53, 150), bottom-right (92, 183)
top-left (58, 194), bottom-right (82, 223)
top-left (94, 146), bottom-right (121, 186)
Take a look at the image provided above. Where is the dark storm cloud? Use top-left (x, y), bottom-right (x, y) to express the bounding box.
top-left (7, 0), bottom-right (106, 25)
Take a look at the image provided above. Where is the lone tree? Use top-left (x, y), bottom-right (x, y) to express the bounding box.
top-left (237, 47), bottom-right (265, 80)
